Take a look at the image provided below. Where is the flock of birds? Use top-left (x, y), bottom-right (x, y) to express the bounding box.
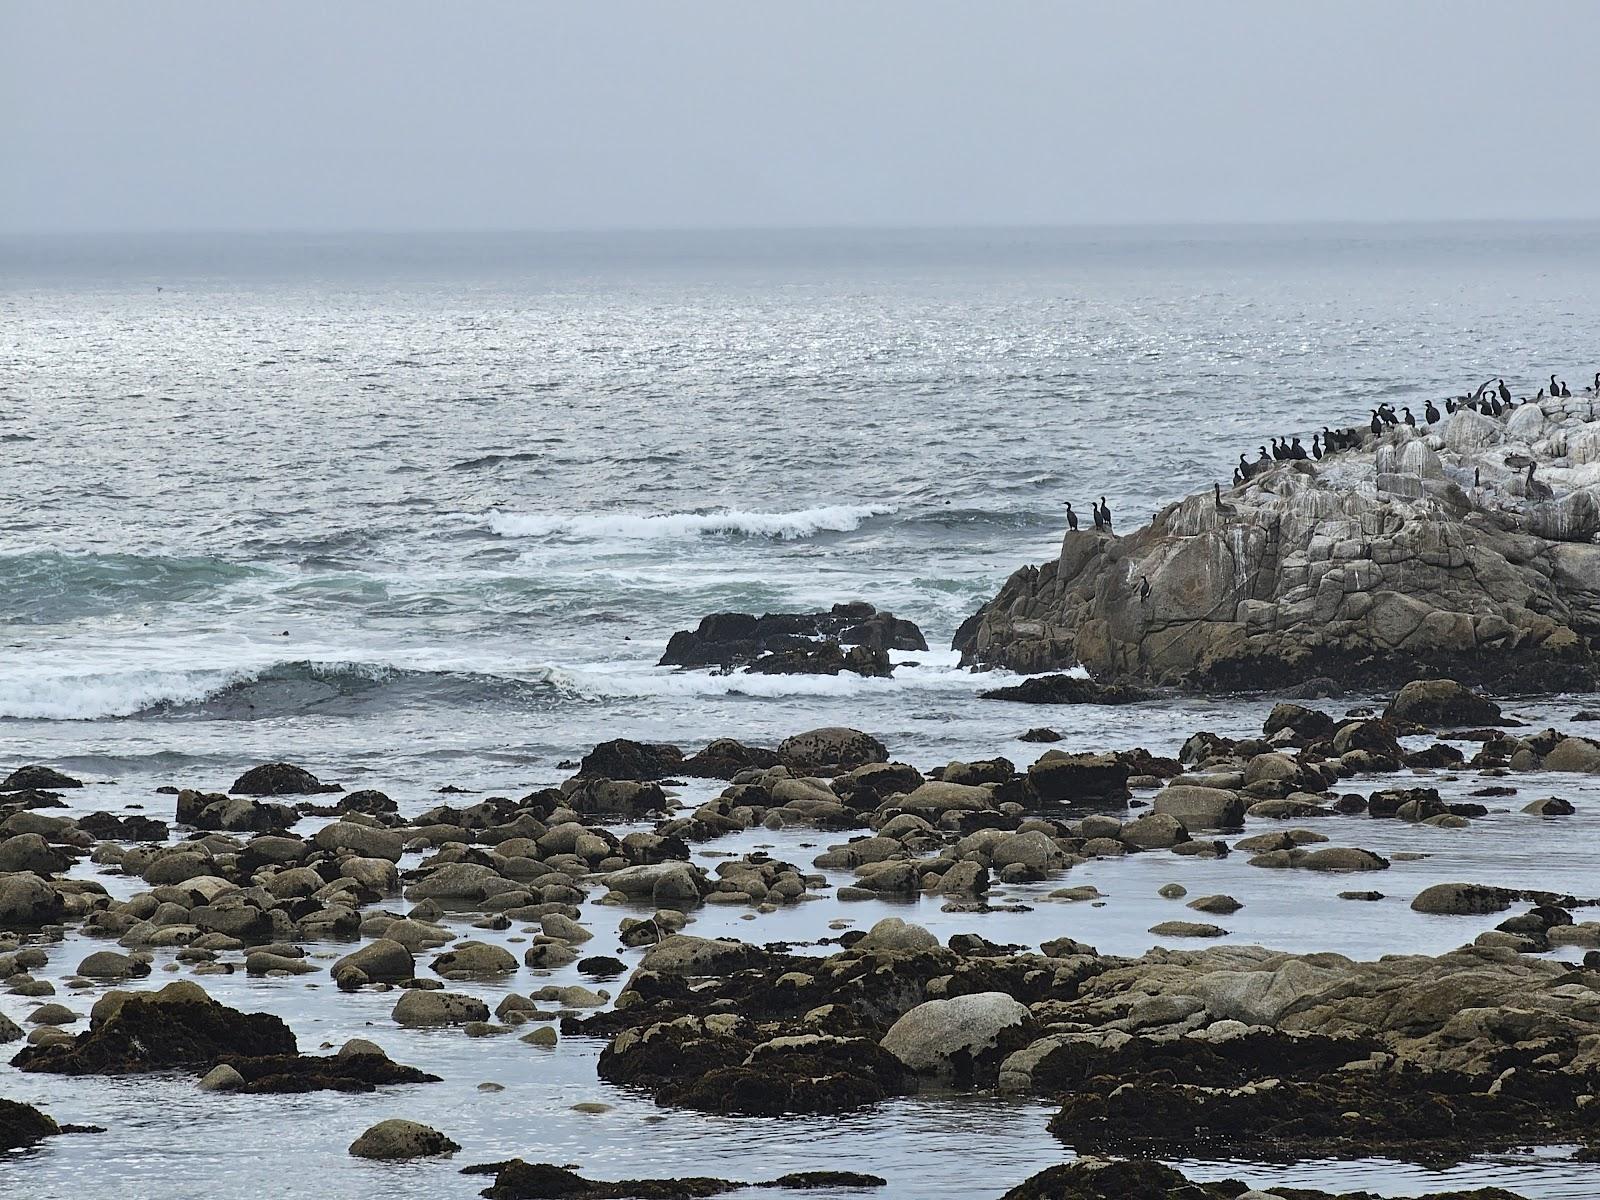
top-left (1062, 370), bottom-right (1600, 582)
top-left (1232, 371), bottom-right (1600, 486)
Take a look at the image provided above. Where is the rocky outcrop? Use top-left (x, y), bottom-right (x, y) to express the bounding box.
top-left (659, 603), bottom-right (926, 676)
top-left (957, 401), bottom-right (1600, 691)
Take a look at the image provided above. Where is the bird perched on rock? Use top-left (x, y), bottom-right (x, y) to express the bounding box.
top-left (1425, 399), bottom-right (1440, 424)
top-left (1064, 502), bottom-right (1078, 531)
top-left (1098, 497), bottom-right (1113, 534)
top-left (1402, 407), bottom-right (1416, 426)
top-left (1138, 575), bottom-right (1151, 603)
top-left (1526, 463), bottom-right (1554, 501)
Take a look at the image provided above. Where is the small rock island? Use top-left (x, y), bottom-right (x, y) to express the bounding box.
top-left (958, 398), bottom-right (1600, 690)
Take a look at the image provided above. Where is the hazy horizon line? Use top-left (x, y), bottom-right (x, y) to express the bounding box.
top-left (6, 215), bottom-right (1600, 240)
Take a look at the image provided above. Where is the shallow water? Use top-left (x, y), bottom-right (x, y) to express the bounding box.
top-left (4, 225), bottom-right (1600, 1197)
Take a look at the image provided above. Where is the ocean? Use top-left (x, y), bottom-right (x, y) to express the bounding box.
top-left (4, 224), bottom-right (1600, 1198)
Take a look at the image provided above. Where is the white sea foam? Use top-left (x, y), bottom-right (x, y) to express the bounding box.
top-left (0, 666), bottom-right (255, 721)
top-left (486, 503), bottom-right (895, 542)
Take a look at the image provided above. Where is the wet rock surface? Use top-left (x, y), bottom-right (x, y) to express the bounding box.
top-left (7, 695), bottom-right (1600, 1195)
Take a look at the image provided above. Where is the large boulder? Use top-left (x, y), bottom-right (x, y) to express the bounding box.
top-left (1385, 679), bottom-right (1502, 727)
top-left (1151, 784), bottom-right (1246, 830)
top-left (0, 833), bottom-right (69, 875)
top-left (0, 872), bottom-right (65, 926)
top-left (574, 739), bottom-right (683, 781)
top-left (332, 939), bottom-right (415, 985)
top-left (229, 762), bottom-right (338, 796)
top-left (347, 1119), bottom-right (459, 1160)
top-left (391, 990), bottom-right (489, 1027)
top-left (1410, 882), bottom-right (1517, 915)
top-left (1263, 702), bottom-right (1335, 740)
top-left (880, 992), bottom-right (1033, 1081)
top-left (1027, 751), bottom-right (1131, 804)
top-left (313, 822), bottom-right (404, 862)
top-left (777, 727), bottom-right (888, 775)
top-left (1543, 736), bottom-right (1600, 773)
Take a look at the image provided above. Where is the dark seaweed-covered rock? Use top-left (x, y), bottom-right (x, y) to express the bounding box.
top-left (1045, 1067), bottom-right (1595, 1168)
top-left (468, 1158), bottom-right (886, 1199)
top-left (979, 675), bottom-right (1152, 705)
top-left (745, 641), bottom-right (892, 677)
top-left (0, 1096), bottom-right (61, 1151)
top-left (575, 739), bottom-right (684, 781)
top-left (228, 762), bottom-right (340, 796)
top-left (1026, 751), bottom-right (1131, 804)
top-left (227, 1051), bottom-right (440, 1094)
top-left (12, 982), bottom-right (296, 1075)
top-left (76, 811), bottom-right (170, 841)
top-left (678, 738), bottom-right (782, 779)
top-left (0, 765), bottom-right (82, 791)
top-left (659, 605), bottom-right (926, 671)
top-left (1263, 702), bottom-right (1336, 740)
top-left (1000, 1158), bottom-right (1530, 1200)
top-left (13, 981), bottom-right (436, 1094)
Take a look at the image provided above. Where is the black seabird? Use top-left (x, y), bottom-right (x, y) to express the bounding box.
top-left (1425, 400), bottom-right (1440, 423)
top-left (1065, 502), bottom-right (1078, 531)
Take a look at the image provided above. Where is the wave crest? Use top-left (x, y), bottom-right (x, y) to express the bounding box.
top-left (486, 504), bottom-right (895, 542)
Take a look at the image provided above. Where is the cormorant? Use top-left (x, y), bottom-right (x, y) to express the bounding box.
top-left (1065, 502), bottom-right (1078, 531)
top-left (1214, 481), bottom-right (1224, 507)
top-left (1091, 501), bottom-right (1104, 532)
top-left (1138, 575), bottom-right (1151, 603)
top-left (1445, 397), bottom-right (1457, 414)
top-left (1370, 410), bottom-right (1383, 435)
top-left (1498, 379), bottom-right (1511, 404)
top-left (1536, 387), bottom-right (1545, 400)
top-left (1288, 436), bottom-right (1306, 459)
top-left (1233, 465), bottom-right (1244, 486)
top-left (1527, 463), bottom-right (1554, 501)
top-left (1257, 445), bottom-right (1270, 467)
top-left (1311, 433), bottom-right (1322, 460)
top-left (1271, 437), bottom-right (1286, 460)
top-left (1099, 497), bottom-right (1113, 534)
top-left (1424, 400), bottom-right (1440, 423)
top-left (1560, 381), bottom-right (1571, 397)
top-left (1402, 406), bottom-right (1416, 426)
top-left (1379, 404), bottom-right (1398, 425)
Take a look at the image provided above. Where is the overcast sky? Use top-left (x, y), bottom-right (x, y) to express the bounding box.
top-left (3, 1), bottom-right (1597, 233)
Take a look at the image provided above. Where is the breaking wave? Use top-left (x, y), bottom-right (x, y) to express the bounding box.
top-left (485, 503), bottom-right (896, 542)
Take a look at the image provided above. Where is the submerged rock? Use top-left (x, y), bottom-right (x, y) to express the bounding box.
top-left (978, 675), bottom-right (1152, 705)
top-left (466, 1159), bottom-right (886, 1199)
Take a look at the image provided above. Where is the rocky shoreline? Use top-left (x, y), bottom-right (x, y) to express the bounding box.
top-left (4, 677), bottom-right (1600, 1196)
top-left (956, 399), bottom-right (1600, 692)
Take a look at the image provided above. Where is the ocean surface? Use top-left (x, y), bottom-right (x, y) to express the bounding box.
top-left (4, 225), bottom-right (1600, 1198)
